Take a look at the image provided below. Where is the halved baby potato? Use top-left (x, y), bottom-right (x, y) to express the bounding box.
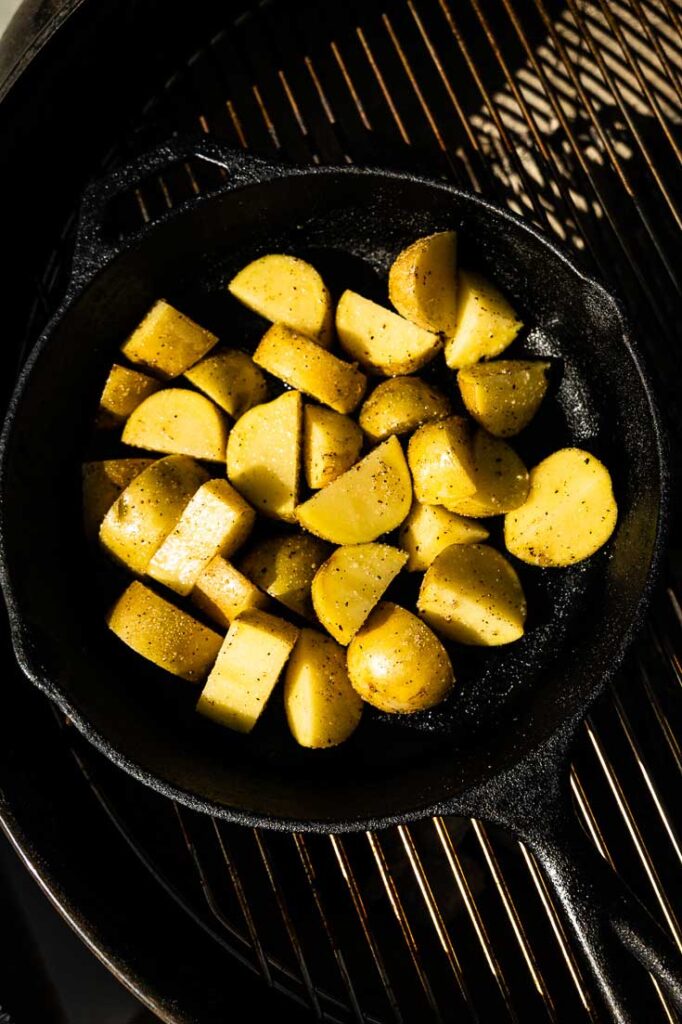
top-left (458, 360), bottom-right (550, 437)
top-left (122, 389), bottom-right (229, 462)
top-left (82, 458), bottom-right (154, 541)
top-left (388, 230), bottom-right (458, 334)
top-left (303, 405), bottom-right (363, 489)
top-left (336, 290), bottom-right (441, 376)
top-left (407, 417), bottom-right (476, 507)
top-left (444, 429), bottom-right (529, 517)
top-left (358, 377), bottom-right (451, 443)
top-left (184, 348), bottom-right (267, 418)
top-left (120, 299), bottom-right (218, 379)
top-left (240, 533), bottom-right (330, 620)
top-left (96, 364), bottom-right (161, 428)
top-left (418, 543), bottom-right (526, 646)
top-left (444, 271), bottom-right (522, 369)
top-left (284, 629), bottom-right (363, 748)
top-left (398, 501), bottom-right (489, 572)
top-left (192, 555), bottom-right (269, 629)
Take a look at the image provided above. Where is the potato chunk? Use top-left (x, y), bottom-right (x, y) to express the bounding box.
top-left (398, 501), bottom-right (489, 572)
top-left (347, 602), bottom-right (454, 714)
top-left (296, 436), bottom-right (412, 544)
top-left (458, 360), bottom-right (550, 437)
top-left (122, 389), bottom-right (229, 462)
top-left (284, 629), bottom-right (363, 748)
top-left (504, 448), bottom-right (617, 566)
top-left (197, 609), bottom-right (299, 733)
top-left (184, 349), bottom-right (267, 418)
top-left (418, 543), bottom-right (526, 646)
top-left (120, 299), bottom-right (218, 378)
top-left (228, 254), bottom-right (333, 346)
top-left (96, 364), bottom-right (161, 428)
top-left (359, 377), bottom-right (451, 443)
top-left (336, 291), bottom-right (441, 376)
top-left (107, 581), bottom-right (222, 681)
top-left (388, 230), bottom-right (458, 333)
top-left (303, 406), bottom-right (363, 488)
top-left (226, 390), bottom-right (302, 522)
top-left (407, 417), bottom-right (476, 507)
top-left (444, 271), bottom-right (522, 369)
top-left (192, 556), bottom-right (269, 629)
top-left (312, 543), bottom-right (407, 644)
top-left (240, 534), bottom-right (330, 619)
top-left (254, 324), bottom-right (366, 414)
top-left (147, 479), bottom-right (255, 596)
top-left (82, 458), bottom-right (153, 540)
top-left (100, 456), bottom-right (209, 575)
top-left (444, 430), bottom-right (529, 517)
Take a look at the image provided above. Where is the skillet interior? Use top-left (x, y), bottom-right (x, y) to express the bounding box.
top-left (0, 167), bottom-right (663, 828)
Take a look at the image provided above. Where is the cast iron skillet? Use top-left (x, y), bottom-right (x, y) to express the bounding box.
top-left (0, 136), bottom-right (679, 1020)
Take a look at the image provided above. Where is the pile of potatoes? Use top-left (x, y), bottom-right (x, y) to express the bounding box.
top-left (84, 231), bottom-right (617, 749)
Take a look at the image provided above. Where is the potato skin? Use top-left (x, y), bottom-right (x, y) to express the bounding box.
top-left (457, 360), bottom-right (550, 437)
top-left (284, 629), bottom-right (363, 748)
top-left (359, 377), bottom-right (451, 443)
top-left (388, 231), bottom-right (458, 334)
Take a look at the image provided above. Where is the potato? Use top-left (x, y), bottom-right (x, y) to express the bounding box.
top-left (107, 581), bottom-right (222, 681)
top-left (312, 543), bottom-right (407, 645)
top-left (192, 556), bottom-right (269, 629)
top-left (347, 602), bottom-right (454, 714)
top-left (82, 458), bottom-right (154, 540)
top-left (296, 435), bottom-right (412, 544)
top-left (147, 479), bottom-right (255, 596)
top-left (240, 534), bottom-right (330, 619)
top-left (120, 299), bottom-right (218, 378)
top-left (388, 230), bottom-right (458, 333)
top-left (96, 364), bottom-right (161, 428)
top-left (398, 501), bottom-right (489, 572)
top-left (284, 629), bottom-right (363, 748)
top-left (303, 405), bottom-right (363, 489)
top-left (100, 455), bottom-right (209, 575)
top-left (197, 609), bottom-right (299, 733)
top-left (407, 417), bottom-right (476, 507)
top-left (458, 360), bottom-right (550, 437)
top-left (418, 543), bottom-right (526, 646)
top-left (504, 448), bottom-right (617, 566)
top-left (336, 290), bottom-right (441, 376)
top-left (122, 389), bottom-right (229, 462)
top-left (444, 271), bottom-right (522, 369)
top-left (228, 254), bottom-right (333, 346)
top-left (226, 390), bottom-right (302, 522)
top-left (358, 377), bottom-right (452, 443)
top-left (444, 429), bottom-right (529, 517)
top-left (254, 324), bottom-right (366, 414)
top-left (184, 349), bottom-right (267, 418)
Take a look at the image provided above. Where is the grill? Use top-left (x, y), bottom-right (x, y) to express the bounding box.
top-left (0, 1), bottom-right (680, 1021)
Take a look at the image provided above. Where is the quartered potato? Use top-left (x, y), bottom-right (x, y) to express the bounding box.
top-left (504, 448), bottom-right (617, 566)
top-left (303, 405), bottom-right (363, 489)
top-left (82, 458), bottom-right (154, 541)
top-left (122, 389), bottom-right (229, 462)
top-left (336, 290), bottom-right (442, 376)
top-left (444, 429), bottom-right (529, 517)
top-left (358, 377), bottom-right (451, 443)
top-left (192, 555), bottom-right (269, 629)
top-left (96, 364), bottom-right (161, 428)
top-left (458, 360), bottom-right (550, 437)
top-left (226, 390), bottom-right (302, 522)
top-left (107, 581), bottom-right (222, 682)
top-left (407, 417), bottom-right (476, 507)
top-left (184, 349), bottom-right (267, 418)
top-left (121, 299), bottom-right (218, 379)
top-left (312, 543), bottom-right (408, 644)
top-left (254, 324), bottom-right (366, 414)
top-left (347, 602), bottom-right (454, 714)
top-left (418, 543), bottom-right (526, 646)
top-left (284, 629), bottom-right (363, 748)
top-left (240, 533), bottom-right (330, 619)
top-left (296, 436), bottom-right (412, 544)
top-left (398, 501), bottom-right (489, 572)
top-left (197, 609), bottom-right (299, 733)
top-left (228, 254), bottom-right (333, 347)
top-left (388, 230), bottom-right (458, 333)
top-left (444, 271), bottom-right (522, 369)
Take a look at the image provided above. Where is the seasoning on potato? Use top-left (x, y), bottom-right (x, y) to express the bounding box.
top-left (358, 377), bottom-right (451, 443)
top-left (303, 405), bottom-right (363, 488)
top-left (336, 290), bottom-right (442, 376)
top-left (407, 417), bottom-right (476, 507)
top-left (398, 501), bottom-right (489, 572)
top-left (122, 388), bottom-right (229, 462)
top-left (96, 364), bottom-right (161, 428)
top-left (240, 534), bottom-right (330, 620)
top-left (457, 360), bottom-right (550, 437)
top-left (444, 270), bottom-right (522, 370)
top-left (443, 429), bottom-right (529, 517)
top-left (192, 555), bottom-right (269, 629)
top-left (120, 299), bottom-right (218, 379)
top-left (82, 458), bottom-right (154, 541)
top-left (184, 348), bottom-right (267, 418)
top-left (388, 230), bottom-right (459, 334)
top-left (284, 629), bottom-right (363, 748)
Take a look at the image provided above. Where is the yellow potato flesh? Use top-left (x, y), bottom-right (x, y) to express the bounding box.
top-left (444, 271), bottom-right (522, 370)
top-left (418, 543), bottom-right (526, 646)
top-left (122, 389), bottom-right (229, 462)
top-left (184, 349), bottom-right (267, 418)
top-left (444, 429), bottom-right (529, 517)
top-left (120, 299), bottom-right (218, 379)
top-left (82, 458), bottom-right (153, 541)
top-left (240, 533), bottom-right (330, 619)
top-left (312, 543), bottom-right (408, 644)
top-left (358, 377), bottom-right (451, 443)
top-left (388, 230), bottom-right (458, 333)
top-left (296, 435), bottom-right (412, 544)
top-left (192, 556), bottom-right (269, 629)
top-left (347, 602), bottom-right (454, 714)
top-left (303, 405), bottom-right (363, 488)
top-left (284, 629), bottom-right (363, 748)
top-left (228, 254), bottom-right (333, 347)
top-left (96, 364), bottom-right (161, 428)
top-left (504, 448), bottom-right (617, 566)
top-left (99, 455), bottom-right (209, 575)
top-left (147, 479), bottom-right (255, 596)
top-left (336, 290), bottom-right (441, 376)
top-left (398, 501), bottom-right (489, 572)
top-left (107, 581), bottom-right (222, 682)
top-left (407, 417), bottom-right (476, 507)
top-left (458, 360), bottom-right (550, 437)
top-left (197, 609), bottom-right (299, 733)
